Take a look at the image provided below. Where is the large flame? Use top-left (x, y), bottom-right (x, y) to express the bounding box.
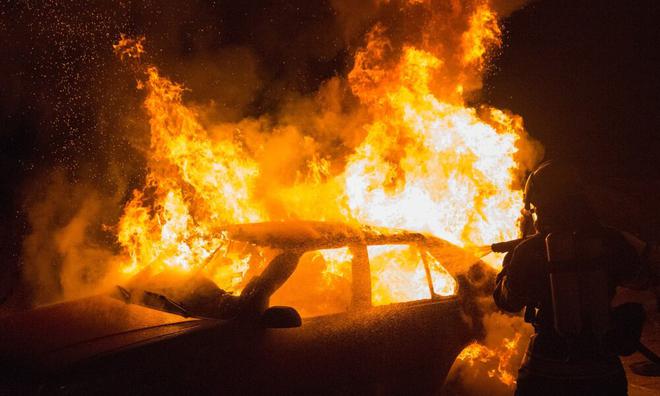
top-left (346, 41), bottom-right (525, 249)
top-left (113, 1), bottom-right (538, 385)
top-left (116, 62), bottom-right (262, 283)
top-left (114, 1), bottom-right (539, 286)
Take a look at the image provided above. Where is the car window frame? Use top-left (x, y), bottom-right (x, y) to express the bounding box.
top-left (259, 240), bottom-right (459, 318)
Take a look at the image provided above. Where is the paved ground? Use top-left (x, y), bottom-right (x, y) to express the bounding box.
top-left (617, 289), bottom-right (660, 396)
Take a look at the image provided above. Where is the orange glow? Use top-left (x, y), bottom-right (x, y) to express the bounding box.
top-left (320, 247), bottom-right (353, 283)
top-left (462, 3), bottom-right (502, 68)
top-left (113, 1), bottom-right (540, 315)
top-left (116, 65), bottom-right (262, 290)
top-left (457, 331), bottom-right (522, 386)
top-left (369, 245), bottom-right (456, 305)
top-left (112, 34), bottom-right (145, 61)
top-left (345, 34), bottom-right (529, 257)
top-left (271, 248), bottom-right (353, 318)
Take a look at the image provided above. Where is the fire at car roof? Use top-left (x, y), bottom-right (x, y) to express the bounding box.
top-left (223, 220), bottom-right (425, 250)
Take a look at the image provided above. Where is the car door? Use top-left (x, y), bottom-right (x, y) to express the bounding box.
top-left (252, 243), bottom-right (473, 394)
top-left (252, 245), bottom-right (368, 392)
top-left (351, 243), bottom-right (473, 393)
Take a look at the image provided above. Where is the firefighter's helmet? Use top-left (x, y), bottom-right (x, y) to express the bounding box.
top-left (523, 160), bottom-right (583, 210)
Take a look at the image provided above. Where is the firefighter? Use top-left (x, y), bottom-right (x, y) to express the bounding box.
top-left (494, 161), bottom-right (649, 396)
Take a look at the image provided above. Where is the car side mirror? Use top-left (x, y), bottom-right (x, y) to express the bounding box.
top-left (261, 306), bottom-right (302, 328)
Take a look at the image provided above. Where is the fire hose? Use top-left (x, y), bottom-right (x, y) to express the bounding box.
top-left (637, 342), bottom-right (660, 365)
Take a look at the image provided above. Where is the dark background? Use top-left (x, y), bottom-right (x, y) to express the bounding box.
top-left (1, 0), bottom-right (660, 302)
top-left (484, 0), bottom-right (660, 180)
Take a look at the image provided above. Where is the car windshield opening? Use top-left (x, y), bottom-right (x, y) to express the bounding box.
top-left (270, 247), bottom-right (353, 318)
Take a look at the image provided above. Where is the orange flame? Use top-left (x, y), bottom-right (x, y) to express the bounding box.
top-left (457, 332), bottom-right (522, 386)
top-left (112, 34), bottom-right (145, 61)
top-left (116, 65), bottom-right (262, 291)
top-left (114, 0), bottom-right (540, 335)
top-left (346, 41), bottom-right (526, 250)
top-left (462, 3), bottom-right (502, 68)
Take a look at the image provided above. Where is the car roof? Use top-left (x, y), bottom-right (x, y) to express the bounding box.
top-left (222, 221), bottom-right (427, 250)
top-left (222, 221), bottom-right (483, 276)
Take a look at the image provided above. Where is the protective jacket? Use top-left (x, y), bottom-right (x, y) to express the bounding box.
top-left (494, 225), bottom-right (645, 396)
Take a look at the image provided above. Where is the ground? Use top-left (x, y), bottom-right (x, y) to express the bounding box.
top-left (619, 289), bottom-right (660, 396)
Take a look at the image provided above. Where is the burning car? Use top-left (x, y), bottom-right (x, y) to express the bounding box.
top-left (0, 221), bottom-right (494, 395)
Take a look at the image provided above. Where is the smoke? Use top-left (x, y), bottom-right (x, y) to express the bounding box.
top-left (20, 170), bottom-right (126, 305)
top-left (6, 12), bottom-right (540, 392)
top-left (0, 1), bottom-right (546, 393)
top-left (443, 309), bottom-right (534, 395)
top-left (0, 0), bottom-right (343, 307)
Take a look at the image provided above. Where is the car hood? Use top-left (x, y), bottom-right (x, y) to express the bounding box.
top-left (0, 295), bottom-right (215, 374)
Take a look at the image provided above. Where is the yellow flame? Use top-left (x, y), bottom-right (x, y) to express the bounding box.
top-left (369, 245), bottom-right (456, 305)
top-left (320, 247), bottom-right (353, 284)
top-left (457, 331), bottom-right (522, 386)
top-left (116, 66), bottom-right (262, 283)
top-left (346, 37), bottom-right (526, 252)
top-left (112, 34), bottom-right (145, 61)
top-left (462, 3), bottom-right (502, 67)
top-left (114, 1), bottom-right (540, 315)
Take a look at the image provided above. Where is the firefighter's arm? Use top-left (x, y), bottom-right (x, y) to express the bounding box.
top-left (493, 250), bottom-right (528, 313)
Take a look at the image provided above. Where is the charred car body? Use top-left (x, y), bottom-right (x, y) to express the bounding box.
top-left (0, 221), bottom-right (495, 394)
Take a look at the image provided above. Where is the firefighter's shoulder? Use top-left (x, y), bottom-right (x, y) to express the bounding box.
top-left (511, 233), bottom-right (546, 261)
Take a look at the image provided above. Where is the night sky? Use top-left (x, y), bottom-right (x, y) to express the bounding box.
top-left (1, 0), bottom-right (660, 301)
top-left (484, 0), bottom-right (660, 180)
